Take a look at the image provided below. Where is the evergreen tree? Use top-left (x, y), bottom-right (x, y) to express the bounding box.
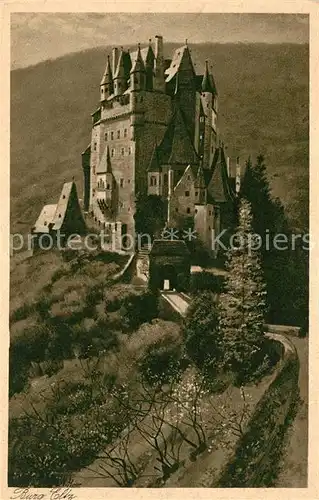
top-left (241, 154), bottom-right (308, 329)
top-left (183, 291), bottom-right (220, 371)
top-left (219, 198), bottom-right (267, 382)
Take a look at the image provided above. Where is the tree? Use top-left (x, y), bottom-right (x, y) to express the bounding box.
top-left (134, 194), bottom-right (166, 240)
top-left (241, 154), bottom-right (308, 329)
top-left (183, 291), bottom-right (221, 371)
top-left (219, 198), bottom-right (268, 383)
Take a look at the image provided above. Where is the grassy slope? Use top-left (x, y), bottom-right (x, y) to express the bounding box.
top-left (11, 43), bottom-right (309, 235)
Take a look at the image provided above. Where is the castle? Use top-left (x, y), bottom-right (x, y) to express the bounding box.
top-left (82, 35), bottom-right (241, 251)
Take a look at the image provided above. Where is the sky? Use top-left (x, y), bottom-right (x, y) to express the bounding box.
top-left (11, 13), bottom-right (309, 70)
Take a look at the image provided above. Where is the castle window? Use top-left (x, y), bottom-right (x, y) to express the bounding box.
top-left (111, 148), bottom-right (115, 157)
top-left (124, 128), bottom-right (127, 138)
top-left (58, 214), bottom-right (62, 218)
top-left (117, 130), bottom-right (120, 139)
top-left (128, 147), bottom-right (131, 155)
top-left (186, 208), bottom-right (191, 214)
top-left (93, 142), bottom-right (97, 151)
top-left (195, 191), bottom-right (198, 196)
top-left (105, 132), bottom-right (108, 141)
top-left (208, 226), bottom-right (211, 231)
top-left (200, 116), bottom-right (204, 123)
top-left (209, 210), bottom-right (212, 216)
top-left (120, 178), bottom-right (124, 187)
top-left (187, 175), bottom-right (191, 180)
top-left (128, 179), bottom-right (130, 184)
top-left (121, 148), bottom-right (125, 156)
top-left (62, 195), bottom-right (65, 199)
top-left (44, 221), bottom-right (47, 226)
top-left (195, 209), bottom-right (198, 214)
top-left (185, 191), bottom-right (190, 197)
top-left (107, 183), bottom-right (110, 189)
top-left (175, 208), bottom-right (178, 212)
top-left (111, 131), bottom-right (114, 140)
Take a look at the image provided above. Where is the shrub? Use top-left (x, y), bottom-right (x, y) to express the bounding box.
top-left (120, 291), bottom-right (159, 331)
top-left (139, 340), bottom-right (182, 386)
top-left (190, 272), bottom-right (225, 293)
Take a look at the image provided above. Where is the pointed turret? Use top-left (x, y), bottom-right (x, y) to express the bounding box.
top-left (145, 39), bottom-right (155, 90)
top-left (130, 44), bottom-right (146, 91)
top-left (194, 164), bottom-right (207, 204)
top-left (201, 60), bottom-right (217, 95)
top-left (114, 48), bottom-right (127, 96)
top-left (100, 55), bottom-right (114, 101)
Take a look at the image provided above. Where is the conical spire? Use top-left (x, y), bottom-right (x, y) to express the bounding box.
top-left (148, 140), bottom-right (161, 172)
top-left (131, 43), bottom-right (146, 73)
top-left (100, 54), bottom-right (113, 86)
top-left (194, 163), bottom-right (206, 189)
top-left (114, 47), bottom-right (126, 79)
top-left (202, 60), bottom-right (217, 94)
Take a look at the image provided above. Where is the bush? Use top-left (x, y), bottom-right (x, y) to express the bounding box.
top-left (190, 272), bottom-right (225, 293)
top-left (139, 340), bottom-right (182, 386)
top-left (120, 291), bottom-right (159, 331)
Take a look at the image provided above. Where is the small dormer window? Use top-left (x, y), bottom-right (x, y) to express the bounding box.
top-left (187, 175), bottom-right (191, 180)
top-left (185, 191), bottom-right (190, 197)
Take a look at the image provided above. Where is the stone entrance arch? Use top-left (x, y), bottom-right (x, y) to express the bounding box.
top-left (160, 264), bottom-right (177, 290)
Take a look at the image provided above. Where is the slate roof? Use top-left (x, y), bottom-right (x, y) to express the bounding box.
top-left (100, 55), bottom-right (113, 86)
top-left (201, 61), bottom-right (217, 95)
top-left (165, 45), bottom-right (195, 83)
top-left (96, 145), bottom-right (112, 174)
top-left (207, 148), bottom-right (234, 203)
top-left (33, 204), bottom-right (57, 233)
top-left (150, 239), bottom-right (191, 257)
top-left (151, 106), bottom-right (199, 168)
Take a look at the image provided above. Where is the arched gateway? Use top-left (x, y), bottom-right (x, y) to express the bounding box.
top-left (148, 239), bottom-right (191, 291)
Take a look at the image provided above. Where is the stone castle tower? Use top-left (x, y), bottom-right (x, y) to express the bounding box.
top-left (82, 36), bottom-right (238, 251)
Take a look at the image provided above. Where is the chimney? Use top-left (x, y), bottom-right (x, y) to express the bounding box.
top-left (235, 156), bottom-right (241, 195)
top-left (112, 47), bottom-right (119, 76)
top-left (155, 35), bottom-right (163, 63)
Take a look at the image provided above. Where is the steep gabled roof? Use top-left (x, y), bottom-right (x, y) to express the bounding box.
top-left (52, 181), bottom-right (84, 231)
top-left (33, 204), bottom-right (57, 233)
top-left (167, 107), bottom-right (198, 165)
top-left (155, 105), bottom-right (198, 168)
top-left (96, 145), bottom-right (112, 174)
top-left (207, 148), bottom-right (234, 203)
top-left (165, 45), bottom-right (196, 83)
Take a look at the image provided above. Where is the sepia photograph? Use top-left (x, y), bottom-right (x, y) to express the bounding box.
top-left (7, 10), bottom-right (309, 491)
